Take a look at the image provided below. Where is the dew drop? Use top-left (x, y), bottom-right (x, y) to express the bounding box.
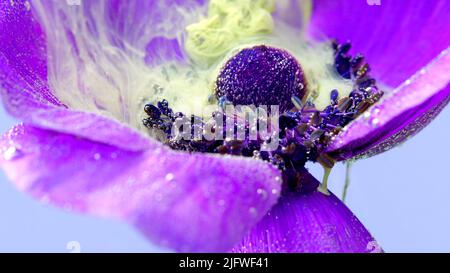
top-left (155, 193), bottom-right (163, 202)
top-left (248, 207), bottom-right (257, 217)
top-left (63, 203), bottom-right (73, 212)
top-left (370, 117), bottom-right (380, 127)
top-left (165, 173), bottom-right (174, 181)
top-left (111, 185), bottom-right (121, 193)
top-left (3, 146), bottom-right (23, 161)
top-left (93, 153), bottom-right (101, 160)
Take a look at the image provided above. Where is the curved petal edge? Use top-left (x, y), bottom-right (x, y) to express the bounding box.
top-left (0, 124), bottom-right (282, 252)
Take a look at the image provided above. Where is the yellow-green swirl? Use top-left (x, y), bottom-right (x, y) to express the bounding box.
top-left (185, 0), bottom-right (275, 66)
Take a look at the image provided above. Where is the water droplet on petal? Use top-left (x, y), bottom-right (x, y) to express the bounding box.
top-left (248, 207), bottom-right (257, 217)
top-left (126, 177), bottom-right (136, 185)
top-left (3, 146), bottom-right (23, 161)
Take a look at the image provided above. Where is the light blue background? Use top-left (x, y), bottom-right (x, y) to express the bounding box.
top-left (1, 104), bottom-right (449, 252)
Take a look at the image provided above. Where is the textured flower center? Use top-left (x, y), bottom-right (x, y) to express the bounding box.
top-left (215, 45), bottom-right (306, 113)
top-left (143, 41), bottom-right (384, 193)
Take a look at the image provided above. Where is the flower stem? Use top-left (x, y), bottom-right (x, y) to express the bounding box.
top-left (342, 161), bottom-right (353, 202)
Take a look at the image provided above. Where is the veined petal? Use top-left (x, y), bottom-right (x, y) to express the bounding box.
top-left (232, 171), bottom-right (377, 253)
top-left (326, 47), bottom-right (450, 160)
top-left (0, 124), bottom-right (282, 252)
top-left (0, 0), bottom-right (207, 121)
top-left (309, 0), bottom-right (450, 88)
top-left (0, 0), bottom-right (63, 114)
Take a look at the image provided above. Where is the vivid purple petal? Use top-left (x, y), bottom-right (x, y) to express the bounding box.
top-left (309, 0), bottom-right (450, 87)
top-left (327, 48), bottom-right (450, 160)
top-left (0, 0), bottom-right (63, 113)
top-left (233, 171), bottom-right (377, 253)
top-left (0, 124), bottom-right (282, 252)
top-left (25, 108), bottom-right (153, 151)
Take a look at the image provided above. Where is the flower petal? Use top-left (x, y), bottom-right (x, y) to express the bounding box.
top-left (326, 47), bottom-right (450, 160)
top-left (32, 0), bottom-right (206, 66)
top-left (0, 0), bottom-right (63, 114)
top-left (145, 36), bottom-right (186, 67)
top-left (0, 1), bottom-right (163, 151)
top-left (232, 171), bottom-right (377, 253)
top-left (309, 0), bottom-right (450, 87)
top-left (0, 0), bottom-right (207, 118)
top-left (104, 0), bottom-right (206, 46)
top-left (273, 0), bottom-right (311, 29)
top-left (0, 124), bottom-right (282, 252)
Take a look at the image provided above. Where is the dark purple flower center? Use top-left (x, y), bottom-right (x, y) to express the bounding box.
top-left (215, 45), bottom-right (306, 113)
top-left (143, 41), bottom-right (384, 193)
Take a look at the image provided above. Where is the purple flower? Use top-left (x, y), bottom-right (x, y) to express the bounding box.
top-left (0, 0), bottom-right (449, 253)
